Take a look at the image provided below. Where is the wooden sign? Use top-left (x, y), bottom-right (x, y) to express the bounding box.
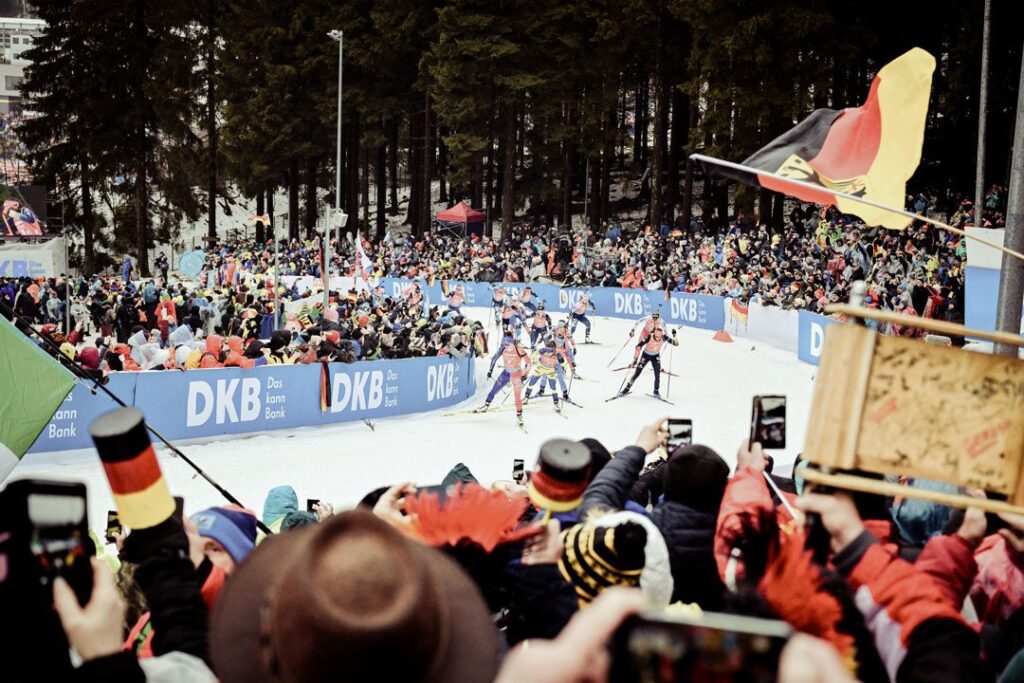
top-left (804, 321), bottom-right (1024, 506)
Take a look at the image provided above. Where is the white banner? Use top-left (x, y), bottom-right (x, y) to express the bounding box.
top-left (0, 238), bottom-right (67, 279)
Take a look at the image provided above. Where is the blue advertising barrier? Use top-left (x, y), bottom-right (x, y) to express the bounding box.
top-left (28, 374), bottom-right (139, 453)
top-left (30, 357), bottom-right (476, 453)
top-left (797, 310), bottom-right (841, 366)
top-left (379, 278), bottom-right (725, 331)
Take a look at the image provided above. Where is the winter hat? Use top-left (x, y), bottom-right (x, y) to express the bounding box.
top-left (528, 439), bottom-right (592, 512)
top-left (191, 505), bottom-right (257, 564)
top-left (661, 445), bottom-right (729, 513)
top-left (324, 330), bottom-right (341, 345)
top-left (209, 510), bottom-right (500, 683)
top-left (558, 521), bottom-right (647, 604)
top-left (579, 437), bottom-right (612, 478)
top-left (593, 510), bottom-right (673, 606)
top-left (78, 347), bottom-right (100, 370)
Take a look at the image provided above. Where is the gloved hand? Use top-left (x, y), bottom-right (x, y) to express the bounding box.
top-left (629, 361), bottom-right (636, 369)
top-left (487, 371), bottom-right (493, 379)
top-left (672, 329), bottom-right (677, 337)
top-left (628, 328), bottom-right (635, 337)
top-left (562, 391), bottom-right (569, 400)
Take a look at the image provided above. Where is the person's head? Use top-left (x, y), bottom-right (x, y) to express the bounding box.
top-left (190, 505), bottom-right (258, 574)
top-left (209, 509), bottom-right (500, 683)
top-left (661, 445), bottom-right (729, 513)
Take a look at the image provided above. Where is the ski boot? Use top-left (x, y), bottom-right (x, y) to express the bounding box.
top-left (618, 382), bottom-right (633, 397)
top-left (522, 390), bottom-right (533, 405)
top-left (554, 401), bottom-right (562, 414)
top-left (651, 390), bottom-right (661, 399)
top-left (516, 411), bottom-right (525, 428)
top-left (473, 402), bottom-right (491, 414)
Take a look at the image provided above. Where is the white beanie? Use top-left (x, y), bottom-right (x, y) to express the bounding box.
top-left (594, 510), bottom-right (673, 606)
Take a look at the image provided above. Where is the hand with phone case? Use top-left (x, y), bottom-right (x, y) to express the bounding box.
top-left (52, 558), bottom-right (127, 662)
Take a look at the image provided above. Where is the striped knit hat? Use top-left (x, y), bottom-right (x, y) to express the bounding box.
top-left (558, 521), bottom-right (647, 605)
top-left (528, 439), bottom-right (591, 512)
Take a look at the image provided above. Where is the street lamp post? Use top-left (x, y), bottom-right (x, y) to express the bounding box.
top-left (326, 29), bottom-right (343, 313)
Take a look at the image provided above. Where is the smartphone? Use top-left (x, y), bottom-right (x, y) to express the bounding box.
top-left (512, 459), bottom-right (526, 485)
top-left (104, 510), bottom-right (122, 544)
top-left (306, 498), bottom-right (320, 512)
top-left (750, 395), bottom-right (786, 450)
top-left (173, 496), bottom-right (185, 522)
top-left (666, 419), bottom-right (693, 450)
top-left (610, 610), bottom-right (792, 683)
top-left (2, 480), bottom-right (95, 608)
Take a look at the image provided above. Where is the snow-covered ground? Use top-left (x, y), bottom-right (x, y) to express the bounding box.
top-left (13, 308), bottom-right (815, 532)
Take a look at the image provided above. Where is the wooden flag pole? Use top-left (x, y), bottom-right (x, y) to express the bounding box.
top-left (824, 303), bottom-right (1024, 347)
top-left (801, 469), bottom-right (1024, 517)
top-left (691, 153), bottom-right (1024, 264)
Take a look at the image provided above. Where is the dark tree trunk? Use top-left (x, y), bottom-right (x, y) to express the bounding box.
top-left (500, 100), bottom-right (516, 243)
top-left (650, 16), bottom-right (669, 231)
top-left (485, 129), bottom-right (495, 237)
top-left (771, 189), bottom-right (784, 231)
top-left (206, 0), bottom-right (218, 241)
top-left (304, 157), bottom-right (318, 239)
top-left (406, 105), bottom-right (422, 229)
top-left (346, 115), bottom-right (360, 228)
top-left (421, 91), bottom-right (432, 237)
top-left (132, 0), bottom-right (149, 276)
top-left (255, 192), bottom-right (265, 243)
top-left (288, 158), bottom-right (300, 240)
top-left (266, 187), bottom-right (275, 241)
top-left (438, 125), bottom-right (448, 204)
top-left (562, 105), bottom-right (572, 230)
top-left (361, 143), bottom-right (370, 230)
top-left (80, 155), bottom-right (95, 275)
top-left (376, 125), bottom-right (387, 239)
top-left (387, 118), bottom-right (399, 215)
top-left (589, 153), bottom-right (600, 228)
top-left (666, 89), bottom-right (688, 226)
top-left (681, 156), bottom-right (694, 231)
top-left (601, 104), bottom-right (615, 222)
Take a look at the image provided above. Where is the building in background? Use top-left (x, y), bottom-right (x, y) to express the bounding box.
top-left (1, 17), bottom-right (45, 114)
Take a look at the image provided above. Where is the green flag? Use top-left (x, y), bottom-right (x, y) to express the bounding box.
top-left (0, 316), bottom-right (76, 480)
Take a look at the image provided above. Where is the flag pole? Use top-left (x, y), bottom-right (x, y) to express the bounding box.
top-left (690, 153), bottom-right (1024, 264)
top-left (0, 302), bottom-right (272, 535)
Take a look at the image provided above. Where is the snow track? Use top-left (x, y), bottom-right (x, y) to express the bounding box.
top-left (14, 307), bottom-right (815, 530)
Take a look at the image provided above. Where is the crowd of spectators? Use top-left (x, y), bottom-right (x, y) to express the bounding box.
top-left (1, 187), bottom-right (1005, 366)
top-left (9, 416), bottom-right (1024, 681)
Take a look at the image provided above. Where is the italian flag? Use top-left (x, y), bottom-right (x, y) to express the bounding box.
top-left (0, 316), bottom-right (76, 480)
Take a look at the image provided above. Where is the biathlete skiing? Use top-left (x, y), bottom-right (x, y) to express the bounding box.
top-left (475, 326), bottom-right (531, 428)
top-left (569, 293), bottom-right (596, 343)
top-left (522, 336), bottom-right (569, 413)
top-left (528, 301), bottom-right (551, 348)
top-left (615, 325), bottom-right (678, 400)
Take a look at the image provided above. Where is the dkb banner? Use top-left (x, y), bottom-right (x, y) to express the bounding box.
top-left (797, 310), bottom-right (841, 366)
top-left (30, 357), bottom-right (475, 453)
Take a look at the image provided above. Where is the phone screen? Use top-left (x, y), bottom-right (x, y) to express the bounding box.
top-left (26, 488), bottom-right (93, 607)
top-left (751, 396), bottom-right (786, 450)
top-left (307, 498), bottom-right (320, 512)
top-left (104, 510), bottom-right (121, 543)
top-left (611, 611), bottom-right (791, 683)
top-left (512, 459), bottom-right (526, 484)
top-left (667, 419), bottom-right (693, 449)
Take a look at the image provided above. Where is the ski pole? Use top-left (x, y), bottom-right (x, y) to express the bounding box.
top-left (606, 332), bottom-right (634, 368)
top-left (666, 332), bottom-right (675, 402)
top-left (2, 301), bottom-right (273, 534)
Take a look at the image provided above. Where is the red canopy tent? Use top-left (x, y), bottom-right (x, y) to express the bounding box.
top-left (435, 201), bottom-right (485, 238)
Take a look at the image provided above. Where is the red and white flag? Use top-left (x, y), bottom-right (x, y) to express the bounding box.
top-left (354, 232), bottom-right (374, 292)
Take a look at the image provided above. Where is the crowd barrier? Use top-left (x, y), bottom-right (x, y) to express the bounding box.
top-left (30, 356), bottom-right (476, 453)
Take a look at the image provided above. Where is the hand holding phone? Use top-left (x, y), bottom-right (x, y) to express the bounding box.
top-left (512, 459), bottom-right (526, 485)
top-left (666, 419), bottom-right (693, 450)
top-left (750, 395), bottom-right (786, 450)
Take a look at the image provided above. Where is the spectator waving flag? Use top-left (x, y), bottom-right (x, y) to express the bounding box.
top-left (354, 231), bottom-right (374, 292)
top-left (701, 48), bottom-right (935, 230)
top-left (0, 316), bottom-right (76, 481)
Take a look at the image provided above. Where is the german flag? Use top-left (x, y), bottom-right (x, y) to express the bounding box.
top-left (709, 48), bottom-right (935, 230)
top-left (91, 408), bottom-right (175, 529)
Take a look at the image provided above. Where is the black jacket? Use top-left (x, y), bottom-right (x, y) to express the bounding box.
top-left (582, 445), bottom-right (725, 608)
